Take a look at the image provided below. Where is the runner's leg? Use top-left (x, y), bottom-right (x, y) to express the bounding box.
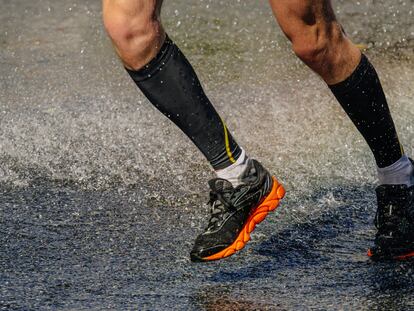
top-left (270, 0), bottom-right (414, 260)
top-left (269, 0), bottom-right (412, 185)
top-left (103, 1), bottom-right (286, 262)
top-left (103, 0), bottom-right (248, 185)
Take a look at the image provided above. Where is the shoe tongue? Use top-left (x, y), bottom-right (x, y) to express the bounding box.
top-left (240, 159), bottom-right (257, 183)
top-left (208, 178), bottom-right (234, 192)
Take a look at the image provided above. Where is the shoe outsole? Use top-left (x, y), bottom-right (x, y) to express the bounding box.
top-left (196, 176), bottom-right (285, 262)
top-left (367, 248), bottom-right (414, 261)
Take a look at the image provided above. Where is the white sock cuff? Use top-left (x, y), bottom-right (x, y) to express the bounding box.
top-left (377, 155), bottom-right (414, 186)
top-left (215, 148), bottom-right (249, 187)
top-left (377, 155), bottom-right (410, 172)
top-left (229, 148), bottom-right (247, 168)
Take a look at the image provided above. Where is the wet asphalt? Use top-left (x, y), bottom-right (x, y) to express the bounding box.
top-left (1, 0), bottom-right (414, 310)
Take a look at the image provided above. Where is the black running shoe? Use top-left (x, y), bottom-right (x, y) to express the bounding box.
top-left (190, 159), bottom-right (285, 262)
top-left (368, 184), bottom-right (414, 260)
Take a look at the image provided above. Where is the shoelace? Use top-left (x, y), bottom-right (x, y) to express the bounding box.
top-left (206, 190), bottom-right (234, 230)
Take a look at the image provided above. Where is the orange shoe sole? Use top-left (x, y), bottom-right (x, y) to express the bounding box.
top-left (202, 176), bottom-right (285, 261)
top-left (368, 248), bottom-right (414, 260)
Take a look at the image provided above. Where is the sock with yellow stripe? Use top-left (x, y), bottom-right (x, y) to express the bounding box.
top-left (126, 35), bottom-right (241, 170)
top-left (216, 148), bottom-right (249, 187)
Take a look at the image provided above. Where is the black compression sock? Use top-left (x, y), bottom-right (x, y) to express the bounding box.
top-left (329, 54), bottom-right (403, 168)
top-left (126, 36), bottom-right (241, 170)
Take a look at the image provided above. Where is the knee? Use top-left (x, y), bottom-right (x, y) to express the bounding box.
top-left (290, 23), bottom-right (343, 69)
top-left (103, 1), bottom-right (164, 69)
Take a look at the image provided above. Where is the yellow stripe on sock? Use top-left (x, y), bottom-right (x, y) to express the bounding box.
top-left (221, 118), bottom-right (236, 164)
top-left (396, 132), bottom-right (404, 155)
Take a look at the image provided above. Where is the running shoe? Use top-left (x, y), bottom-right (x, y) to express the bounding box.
top-left (190, 159), bottom-right (285, 262)
top-left (368, 183), bottom-right (414, 260)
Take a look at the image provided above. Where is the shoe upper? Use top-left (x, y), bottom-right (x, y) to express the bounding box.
top-left (191, 159), bottom-right (273, 258)
top-left (373, 184), bottom-right (414, 252)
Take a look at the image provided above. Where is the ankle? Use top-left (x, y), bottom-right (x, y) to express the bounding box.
top-left (215, 149), bottom-right (249, 187)
top-left (377, 155), bottom-right (414, 187)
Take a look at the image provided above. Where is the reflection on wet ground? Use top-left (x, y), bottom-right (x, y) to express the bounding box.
top-left (1, 0), bottom-right (414, 309)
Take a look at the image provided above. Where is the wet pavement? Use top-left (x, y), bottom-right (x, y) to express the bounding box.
top-left (1, 0), bottom-right (414, 310)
